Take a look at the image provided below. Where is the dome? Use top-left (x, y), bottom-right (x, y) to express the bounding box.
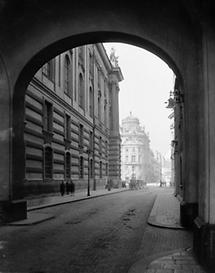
top-left (122, 112), bottom-right (139, 126)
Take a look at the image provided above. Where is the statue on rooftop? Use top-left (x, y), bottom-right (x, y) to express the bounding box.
top-left (110, 47), bottom-right (119, 67)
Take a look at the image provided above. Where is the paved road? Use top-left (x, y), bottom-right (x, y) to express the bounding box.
top-left (0, 190), bottom-right (156, 273)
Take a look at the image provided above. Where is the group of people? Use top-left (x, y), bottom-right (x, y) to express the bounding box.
top-left (60, 180), bottom-right (75, 196)
top-left (159, 180), bottom-right (167, 187)
top-left (105, 178), bottom-right (113, 191)
top-left (129, 179), bottom-right (146, 190)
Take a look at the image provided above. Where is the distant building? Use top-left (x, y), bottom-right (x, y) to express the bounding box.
top-left (120, 113), bottom-right (160, 184)
top-left (23, 43), bottom-right (123, 198)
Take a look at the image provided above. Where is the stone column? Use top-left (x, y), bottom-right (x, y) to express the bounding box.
top-left (178, 61), bottom-right (199, 229)
top-left (193, 23), bottom-right (215, 269)
top-left (0, 60), bottom-right (27, 223)
top-left (109, 79), bottom-right (121, 186)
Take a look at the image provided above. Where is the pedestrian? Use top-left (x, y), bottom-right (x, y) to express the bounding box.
top-left (107, 178), bottom-right (112, 191)
top-left (66, 180), bottom-right (70, 195)
top-left (60, 180), bottom-right (65, 196)
top-left (70, 179), bottom-right (75, 195)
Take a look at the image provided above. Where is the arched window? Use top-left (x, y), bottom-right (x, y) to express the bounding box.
top-left (99, 136), bottom-right (102, 155)
top-left (105, 163), bottom-right (108, 176)
top-left (90, 159), bottom-right (93, 178)
top-left (104, 100), bottom-right (107, 126)
top-left (79, 156), bottom-right (84, 178)
top-left (44, 146), bottom-right (53, 179)
top-left (43, 59), bottom-right (55, 81)
top-left (79, 46), bottom-right (84, 63)
top-left (99, 161), bottom-right (102, 178)
top-left (98, 91), bottom-right (101, 120)
top-left (64, 55), bottom-right (72, 97)
top-left (79, 73), bottom-right (85, 109)
top-left (89, 53), bottom-right (94, 76)
top-left (65, 152), bottom-right (71, 179)
top-left (89, 86), bottom-right (94, 117)
top-left (44, 100), bottom-right (53, 132)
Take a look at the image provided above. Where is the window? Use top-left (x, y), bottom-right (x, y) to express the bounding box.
top-left (79, 73), bottom-right (85, 109)
top-left (44, 101), bottom-right (53, 132)
top-left (44, 146), bottom-right (53, 179)
top-left (79, 124), bottom-right (84, 148)
top-left (104, 100), bottom-right (107, 126)
top-left (65, 114), bottom-right (71, 140)
top-left (90, 159), bottom-right (93, 178)
top-left (43, 59), bottom-right (55, 81)
top-left (89, 87), bottom-right (94, 117)
top-left (105, 163), bottom-right (108, 176)
top-left (65, 152), bottom-right (71, 179)
top-left (97, 68), bottom-right (101, 89)
top-left (89, 53), bottom-right (94, 76)
top-left (79, 156), bottom-right (84, 178)
top-left (99, 161), bottom-right (102, 178)
top-left (125, 156), bottom-right (128, 162)
top-left (105, 140), bottom-right (108, 158)
top-left (132, 155), bottom-right (136, 162)
top-left (98, 91), bottom-right (101, 120)
top-left (89, 131), bottom-right (93, 151)
top-left (99, 136), bottom-right (102, 155)
top-left (79, 46), bottom-right (84, 63)
top-left (109, 105), bottom-right (113, 129)
top-left (64, 55), bottom-right (72, 97)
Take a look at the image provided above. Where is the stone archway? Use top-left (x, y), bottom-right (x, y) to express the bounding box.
top-left (1, 0), bottom-right (215, 268)
top-left (12, 31), bottom-right (184, 200)
top-left (0, 1), bottom-right (202, 233)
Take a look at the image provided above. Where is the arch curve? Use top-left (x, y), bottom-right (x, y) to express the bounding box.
top-left (14, 31), bottom-right (183, 94)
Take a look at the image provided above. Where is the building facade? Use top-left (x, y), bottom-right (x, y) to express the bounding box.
top-left (23, 43), bottom-right (123, 197)
top-left (120, 113), bottom-right (160, 184)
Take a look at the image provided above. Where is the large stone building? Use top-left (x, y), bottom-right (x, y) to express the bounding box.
top-left (120, 113), bottom-right (160, 184)
top-left (24, 43), bottom-right (123, 198)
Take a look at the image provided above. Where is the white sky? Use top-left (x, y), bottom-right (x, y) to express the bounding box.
top-left (104, 42), bottom-right (175, 157)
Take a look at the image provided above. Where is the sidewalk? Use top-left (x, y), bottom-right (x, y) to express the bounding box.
top-left (147, 188), bottom-right (183, 229)
top-left (27, 187), bottom-right (129, 211)
top-left (129, 188), bottom-right (208, 273)
top-left (8, 187), bottom-right (129, 226)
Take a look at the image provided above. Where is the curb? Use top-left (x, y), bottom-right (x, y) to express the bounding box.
top-left (28, 188), bottom-right (130, 212)
top-left (7, 212), bottom-right (55, 226)
top-left (148, 215), bottom-right (184, 229)
top-left (147, 195), bottom-right (184, 230)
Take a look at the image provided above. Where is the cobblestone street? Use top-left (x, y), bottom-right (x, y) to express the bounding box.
top-left (0, 189), bottom-right (155, 273)
top-left (0, 187), bottom-right (209, 273)
top-left (144, 249), bottom-right (206, 273)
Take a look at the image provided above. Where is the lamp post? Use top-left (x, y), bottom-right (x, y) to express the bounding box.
top-left (86, 148), bottom-right (91, 196)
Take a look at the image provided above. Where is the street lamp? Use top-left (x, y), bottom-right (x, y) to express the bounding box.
top-left (86, 148), bottom-right (91, 196)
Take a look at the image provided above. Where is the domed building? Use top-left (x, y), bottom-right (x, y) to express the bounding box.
top-left (120, 113), bottom-right (160, 184)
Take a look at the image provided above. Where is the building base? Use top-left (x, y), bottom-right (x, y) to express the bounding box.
top-left (193, 217), bottom-right (215, 271)
top-left (180, 201), bottom-right (198, 229)
top-left (0, 200), bottom-right (27, 223)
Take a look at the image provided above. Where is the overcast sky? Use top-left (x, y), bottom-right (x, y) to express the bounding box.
top-left (104, 42), bottom-right (175, 158)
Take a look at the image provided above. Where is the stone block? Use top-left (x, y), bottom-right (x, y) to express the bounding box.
top-left (193, 217), bottom-right (215, 271)
top-left (0, 200), bottom-right (27, 223)
top-left (180, 201), bottom-right (198, 229)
